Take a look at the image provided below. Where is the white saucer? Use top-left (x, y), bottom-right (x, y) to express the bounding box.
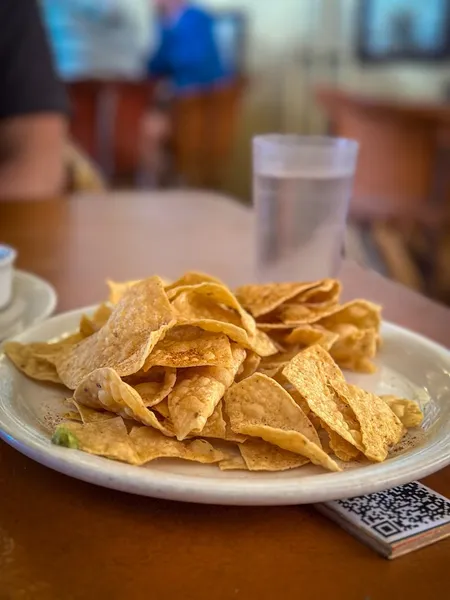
top-left (0, 270), bottom-right (57, 340)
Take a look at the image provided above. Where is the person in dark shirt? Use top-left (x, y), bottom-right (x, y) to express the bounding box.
top-left (0, 0), bottom-right (67, 199)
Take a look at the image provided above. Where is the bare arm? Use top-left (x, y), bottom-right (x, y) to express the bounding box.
top-left (0, 114), bottom-right (67, 200)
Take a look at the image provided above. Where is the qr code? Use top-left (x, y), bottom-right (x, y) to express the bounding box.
top-left (334, 482), bottom-right (450, 541)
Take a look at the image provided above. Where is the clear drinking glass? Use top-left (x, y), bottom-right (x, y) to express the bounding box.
top-left (253, 135), bottom-right (359, 282)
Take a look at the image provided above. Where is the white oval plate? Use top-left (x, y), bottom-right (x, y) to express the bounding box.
top-left (0, 307), bottom-right (449, 506)
top-left (0, 270), bottom-right (57, 340)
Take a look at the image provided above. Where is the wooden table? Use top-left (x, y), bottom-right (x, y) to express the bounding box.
top-left (0, 191), bottom-right (449, 600)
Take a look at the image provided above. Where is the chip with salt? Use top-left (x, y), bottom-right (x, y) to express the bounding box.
top-left (133, 367), bottom-right (176, 407)
top-left (165, 271), bottom-right (224, 292)
top-left (192, 400), bottom-right (227, 439)
top-left (143, 325), bottom-right (233, 369)
top-left (107, 279), bottom-right (141, 304)
top-left (56, 277), bottom-right (175, 389)
top-left (380, 395), bottom-right (424, 428)
top-left (4, 341), bottom-right (62, 383)
top-left (294, 278), bottom-right (341, 307)
top-left (73, 367), bottom-right (173, 435)
top-left (70, 400), bottom-right (116, 424)
top-left (318, 300), bottom-right (381, 331)
top-left (79, 303), bottom-right (112, 337)
top-left (236, 351), bottom-right (261, 383)
top-left (235, 281), bottom-right (320, 318)
top-left (168, 344), bottom-right (246, 440)
top-left (52, 417), bottom-right (140, 464)
top-left (129, 427), bottom-right (226, 465)
top-left (239, 439), bottom-right (309, 471)
top-left (329, 326), bottom-right (378, 373)
top-left (284, 325), bottom-right (339, 351)
top-left (224, 373), bottom-right (340, 472)
top-left (282, 345), bottom-right (364, 453)
top-left (332, 382), bottom-right (404, 462)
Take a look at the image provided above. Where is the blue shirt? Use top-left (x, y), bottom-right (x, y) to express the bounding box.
top-left (148, 5), bottom-right (227, 93)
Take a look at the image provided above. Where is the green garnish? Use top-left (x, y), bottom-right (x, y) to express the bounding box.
top-left (52, 426), bottom-right (80, 449)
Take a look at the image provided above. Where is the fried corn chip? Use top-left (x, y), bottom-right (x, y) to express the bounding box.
top-left (282, 345), bottom-right (364, 453)
top-left (219, 452), bottom-right (248, 471)
top-left (236, 351), bottom-right (261, 383)
top-left (235, 281), bottom-right (320, 318)
top-left (71, 399), bottom-right (116, 424)
top-left (107, 279), bottom-right (141, 304)
top-left (224, 373), bottom-right (340, 472)
top-left (165, 271), bottom-right (224, 292)
top-left (194, 401), bottom-right (227, 439)
top-left (294, 278), bottom-right (341, 306)
top-left (129, 427), bottom-right (226, 465)
top-left (284, 325), bottom-right (338, 350)
top-left (321, 422), bottom-right (362, 462)
top-left (4, 341), bottom-right (62, 383)
top-left (318, 300), bottom-right (381, 331)
top-left (329, 326), bottom-right (378, 373)
top-left (133, 368), bottom-right (176, 407)
top-left (239, 439), bottom-right (309, 471)
top-left (52, 417), bottom-right (140, 464)
top-left (73, 367), bottom-right (172, 435)
top-left (79, 303), bottom-right (112, 337)
top-left (332, 382), bottom-right (404, 462)
top-left (57, 277), bottom-right (175, 389)
top-left (152, 397), bottom-right (170, 418)
top-left (143, 325), bottom-right (233, 370)
top-left (381, 395), bottom-right (424, 428)
top-left (275, 303), bottom-right (339, 325)
top-left (168, 344), bottom-right (246, 440)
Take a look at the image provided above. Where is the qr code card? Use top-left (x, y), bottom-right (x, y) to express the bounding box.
top-left (317, 482), bottom-right (450, 557)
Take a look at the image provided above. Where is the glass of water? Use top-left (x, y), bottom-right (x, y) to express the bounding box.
top-left (253, 135), bottom-right (359, 282)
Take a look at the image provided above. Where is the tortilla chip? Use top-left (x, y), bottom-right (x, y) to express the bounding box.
top-left (332, 382), bottom-right (404, 462)
top-left (168, 344), bottom-right (246, 440)
top-left (195, 401), bottom-right (227, 439)
top-left (169, 282), bottom-right (256, 337)
top-left (381, 395), bottom-right (424, 429)
top-left (73, 367), bottom-right (173, 435)
top-left (71, 400), bottom-right (116, 424)
top-left (133, 368), bottom-right (176, 407)
top-left (224, 373), bottom-right (340, 472)
top-left (275, 303), bottom-right (339, 325)
top-left (152, 398), bottom-right (170, 418)
top-left (143, 325), bottom-right (233, 369)
top-left (250, 329), bottom-right (279, 357)
top-left (329, 327), bottom-right (378, 373)
top-left (282, 345), bottom-right (364, 453)
top-left (294, 279), bottom-right (341, 306)
top-left (318, 300), bottom-right (381, 331)
top-left (106, 279), bottom-right (141, 304)
top-left (219, 452), bottom-right (248, 471)
top-left (56, 277), bottom-right (175, 389)
top-left (4, 341), bottom-right (62, 383)
top-left (236, 351), bottom-right (261, 383)
top-left (284, 326), bottom-right (339, 351)
top-left (165, 271), bottom-right (224, 292)
top-left (239, 439), bottom-right (309, 471)
top-left (321, 422), bottom-right (362, 462)
top-left (235, 282), bottom-right (319, 318)
top-left (79, 303), bottom-right (112, 337)
top-left (129, 427), bottom-right (226, 465)
top-left (52, 417), bottom-right (140, 464)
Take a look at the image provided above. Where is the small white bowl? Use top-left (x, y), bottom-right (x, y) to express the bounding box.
top-left (0, 245), bottom-right (17, 310)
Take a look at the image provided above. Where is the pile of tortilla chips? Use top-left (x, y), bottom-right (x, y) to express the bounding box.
top-left (4, 272), bottom-right (423, 472)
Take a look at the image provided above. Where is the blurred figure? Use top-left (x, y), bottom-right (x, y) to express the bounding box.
top-left (42, 0), bottom-right (153, 81)
top-left (148, 0), bottom-right (228, 93)
top-left (0, 0), bottom-right (67, 200)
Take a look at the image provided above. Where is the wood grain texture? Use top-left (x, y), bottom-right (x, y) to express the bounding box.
top-left (0, 191), bottom-right (449, 600)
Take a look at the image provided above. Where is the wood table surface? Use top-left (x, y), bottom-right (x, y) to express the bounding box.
top-left (0, 191), bottom-right (449, 600)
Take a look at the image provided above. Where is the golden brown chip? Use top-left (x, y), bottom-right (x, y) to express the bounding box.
top-left (332, 382), bottom-right (404, 462)
top-left (165, 271), bottom-right (224, 292)
top-left (143, 325), bottom-right (233, 370)
top-left (71, 399), bottom-right (116, 423)
top-left (294, 278), bottom-right (341, 306)
top-left (133, 367), bottom-right (176, 407)
top-left (321, 423), bottom-right (362, 462)
top-left (56, 277), bottom-right (176, 389)
top-left (129, 427), bottom-right (226, 465)
top-left (152, 397), bottom-right (170, 418)
top-left (52, 417), bottom-right (140, 464)
top-left (318, 300), bottom-right (381, 331)
top-left (168, 344), bottom-right (246, 440)
top-left (236, 351), bottom-right (261, 383)
top-left (73, 367), bottom-right (173, 435)
top-left (381, 396), bottom-right (424, 429)
top-left (275, 303), bottom-right (339, 325)
top-left (107, 279), bottom-right (141, 304)
top-left (4, 341), bottom-right (62, 384)
top-left (239, 439), bottom-right (309, 471)
top-left (219, 452), bottom-right (248, 471)
top-left (282, 345), bottom-right (364, 453)
top-left (224, 373), bottom-right (340, 472)
top-left (284, 325), bottom-right (339, 351)
top-left (79, 303), bottom-right (112, 337)
top-left (329, 326), bottom-right (378, 373)
top-left (193, 401), bottom-right (227, 439)
top-left (169, 282), bottom-right (256, 338)
top-left (235, 282), bottom-right (319, 318)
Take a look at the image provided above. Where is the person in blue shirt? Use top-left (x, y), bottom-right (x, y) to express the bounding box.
top-left (148, 0), bottom-right (228, 94)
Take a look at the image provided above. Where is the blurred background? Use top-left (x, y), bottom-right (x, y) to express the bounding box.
top-left (7, 0), bottom-right (450, 303)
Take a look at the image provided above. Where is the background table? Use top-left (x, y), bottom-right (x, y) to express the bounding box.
top-left (1, 191), bottom-right (449, 599)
